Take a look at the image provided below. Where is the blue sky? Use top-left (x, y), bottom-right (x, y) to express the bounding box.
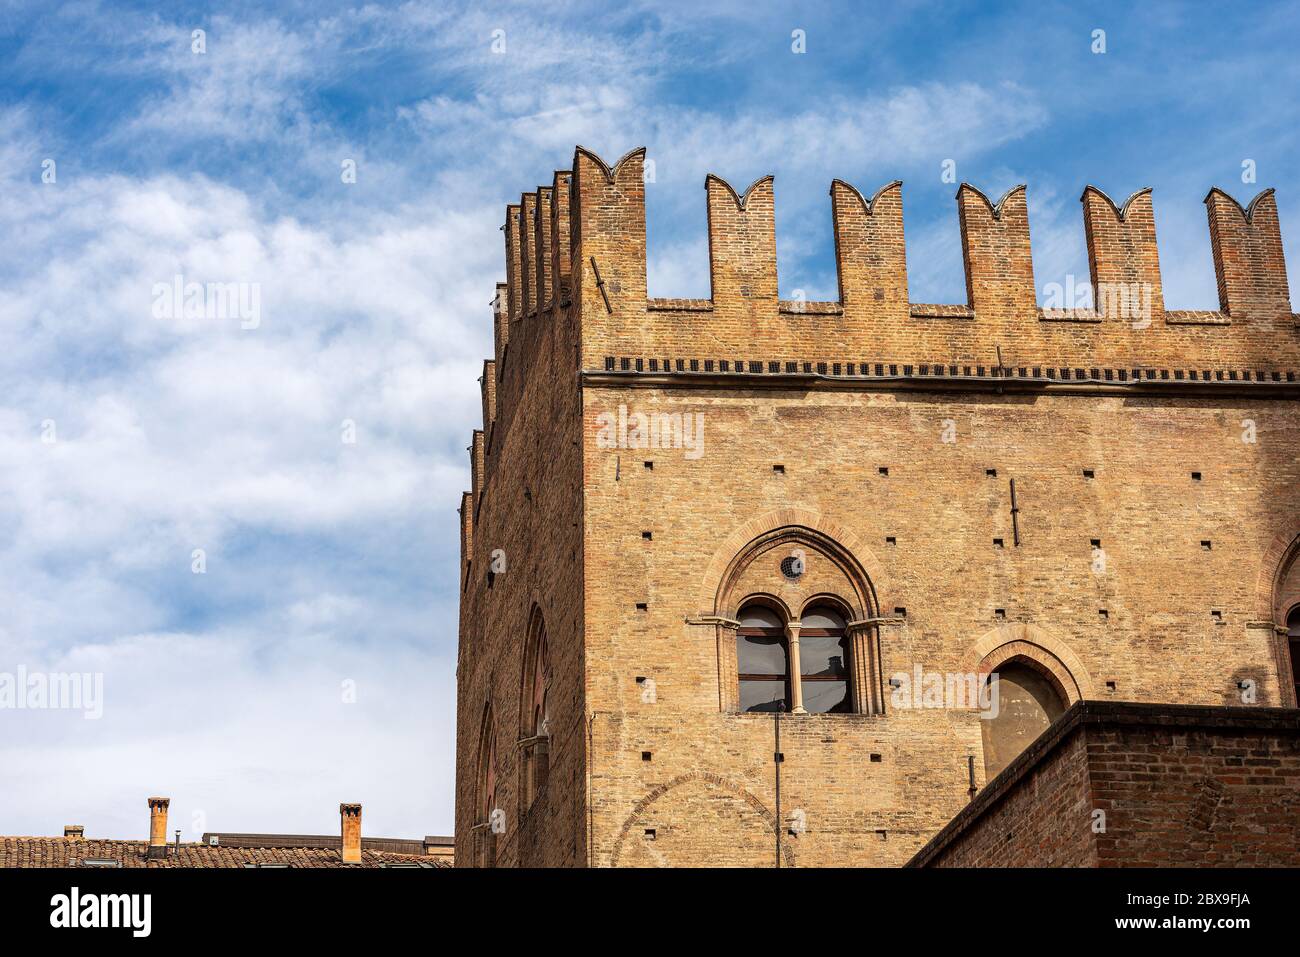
top-left (0, 0), bottom-right (1297, 840)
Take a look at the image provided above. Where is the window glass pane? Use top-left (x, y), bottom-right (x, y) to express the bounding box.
top-left (740, 679), bottom-right (787, 713)
top-left (800, 634), bottom-right (848, 677)
top-left (801, 605), bottom-right (846, 630)
top-left (739, 605), bottom-right (784, 630)
top-left (738, 633), bottom-right (787, 675)
top-left (803, 679), bottom-right (849, 714)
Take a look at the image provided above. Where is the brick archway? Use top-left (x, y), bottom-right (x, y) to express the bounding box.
top-left (968, 623), bottom-right (1094, 702)
top-left (700, 512), bottom-right (885, 714)
top-left (1257, 529), bottom-right (1300, 707)
top-left (1256, 528), bottom-right (1300, 623)
top-left (608, 771), bottom-right (795, 867)
top-left (696, 508), bottom-right (887, 616)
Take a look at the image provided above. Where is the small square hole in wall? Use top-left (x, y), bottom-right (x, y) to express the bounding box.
top-left (993, 538), bottom-right (1004, 548)
top-left (643, 461), bottom-right (653, 470)
top-left (986, 468), bottom-right (997, 477)
top-left (894, 607), bottom-right (907, 618)
top-left (641, 751), bottom-right (652, 762)
top-left (885, 536), bottom-right (897, 546)
top-left (635, 603), bottom-right (648, 612)
top-left (644, 828), bottom-right (656, 840)
top-left (879, 467), bottom-right (889, 476)
top-left (1201, 540), bottom-right (1212, 550)
top-left (1191, 471), bottom-right (1201, 481)
top-left (1099, 609), bottom-right (1109, 620)
top-left (642, 530), bottom-right (652, 540)
top-left (635, 676), bottom-right (647, 684)
top-left (995, 609), bottom-right (1006, 620)
top-left (1083, 468), bottom-right (1095, 479)
top-left (772, 464), bottom-right (785, 474)
top-left (1106, 681), bottom-right (1117, 692)
top-left (875, 830), bottom-right (887, 841)
top-left (1211, 610), bottom-right (1223, 621)
top-left (870, 753), bottom-right (882, 763)
top-left (1090, 538), bottom-right (1101, 548)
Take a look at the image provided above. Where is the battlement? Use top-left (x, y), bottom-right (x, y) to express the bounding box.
top-left (499, 145), bottom-right (1295, 365)
top-left (474, 146), bottom-right (1299, 465)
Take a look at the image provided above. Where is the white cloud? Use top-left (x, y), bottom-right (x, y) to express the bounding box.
top-left (0, 10), bottom-right (1051, 838)
top-left (0, 100), bottom-right (485, 834)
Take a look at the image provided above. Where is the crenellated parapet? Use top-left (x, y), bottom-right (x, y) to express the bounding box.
top-left (1205, 187), bottom-right (1291, 321)
top-left (957, 183), bottom-right (1036, 322)
top-left (474, 145), bottom-right (1300, 450)
top-left (1080, 186), bottom-right (1164, 323)
top-left (458, 490), bottom-right (473, 588)
top-left (470, 429), bottom-right (485, 514)
top-left (570, 147), bottom-right (649, 351)
top-left (831, 179), bottom-right (907, 328)
top-left (549, 171), bottom-right (573, 309)
top-left (518, 192), bottom-right (538, 320)
top-left (706, 174), bottom-right (778, 317)
top-left (502, 203), bottom-right (523, 326)
top-left (480, 359), bottom-right (496, 442)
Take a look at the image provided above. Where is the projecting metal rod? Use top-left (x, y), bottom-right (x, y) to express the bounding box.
top-left (1010, 477), bottom-right (1021, 546)
top-left (590, 256), bottom-right (613, 314)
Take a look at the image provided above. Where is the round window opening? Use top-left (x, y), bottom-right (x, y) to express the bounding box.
top-left (779, 554), bottom-right (804, 580)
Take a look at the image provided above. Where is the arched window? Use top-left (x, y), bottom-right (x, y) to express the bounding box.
top-left (520, 614), bottom-right (550, 809)
top-left (737, 604), bottom-right (789, 713)
top-left (980, 661), bottom-right (1068, 779)
top-left (736, 600), bottom-right (858, 714)
top-left (1288, 606), bottom-right (1300, 707)
top-left (799, 605), bottom-right (850, 714)
top-left (474, 708), bottom-right (498, 867)
top-left (528, 631), bottom-right (549, 740)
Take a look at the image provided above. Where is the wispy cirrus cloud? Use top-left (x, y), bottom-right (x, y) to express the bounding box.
top-left (0, 0), bottom-right (1297, 841)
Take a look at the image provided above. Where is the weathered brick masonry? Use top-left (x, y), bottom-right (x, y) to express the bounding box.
top-left (907, 701), bottom-right (1300, 867)
top-left (456, 146), bottom-right (1300, 867)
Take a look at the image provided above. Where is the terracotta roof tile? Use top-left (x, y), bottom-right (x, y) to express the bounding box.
top-left (0, 837), bottom-right (449, 868)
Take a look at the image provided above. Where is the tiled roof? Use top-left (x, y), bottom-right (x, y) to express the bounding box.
top-left (0, 837), bottom-right (449, 868)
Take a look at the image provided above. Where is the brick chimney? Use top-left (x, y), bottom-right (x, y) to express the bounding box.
top-left (340, 803), bottom-right (362, 864)
top-left (64, 825), bottom-right (84, 840)
top-left (147, 797), bottom-right (170, 860)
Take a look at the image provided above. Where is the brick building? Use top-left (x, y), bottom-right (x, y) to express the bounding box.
top-left (1, 798), bottom-right (450, 868)
top-left (907, 701), bottom-right (1300, 867)
top-left (455, 145), bottom-right (1300, 867)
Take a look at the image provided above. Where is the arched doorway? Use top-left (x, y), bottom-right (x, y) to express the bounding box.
top-left (980, 660), bottom-right (1069, 779)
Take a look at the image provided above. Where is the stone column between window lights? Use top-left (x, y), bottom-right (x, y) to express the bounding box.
top-left (785, 620), bottom-right (807, 714)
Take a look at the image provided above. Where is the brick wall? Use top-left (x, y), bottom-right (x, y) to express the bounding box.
top-left (454, 225), bottom-right (588, 867)
top-left (909, 701), bottom-right (1300, 867)
top-left (456, 146), bottom-right (1300, 867)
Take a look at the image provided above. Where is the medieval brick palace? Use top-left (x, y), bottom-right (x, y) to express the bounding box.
top-left (455, 146), bottom-right (1300, 867)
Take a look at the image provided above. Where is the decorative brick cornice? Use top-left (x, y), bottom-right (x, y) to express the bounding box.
top-left (586, 357), bottom-right (1300, 398)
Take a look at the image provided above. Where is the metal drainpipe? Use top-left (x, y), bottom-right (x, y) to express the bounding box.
top-left (587, 711), bottom-right (597, 868)
top-left (774, 709), bottom-right (782, 869)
